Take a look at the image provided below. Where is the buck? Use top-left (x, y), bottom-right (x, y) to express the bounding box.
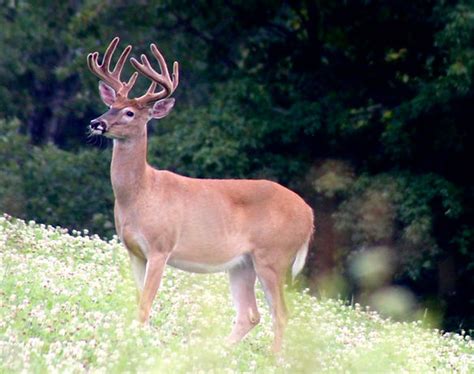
top-left (87, 37), bottom-right (314, 352)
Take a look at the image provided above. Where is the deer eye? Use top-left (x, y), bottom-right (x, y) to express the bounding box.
top-left (125, 111), bottom-right (134, 117)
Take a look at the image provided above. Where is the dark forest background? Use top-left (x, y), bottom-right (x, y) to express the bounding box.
top-left (0, 0), bottom-right (473, 332)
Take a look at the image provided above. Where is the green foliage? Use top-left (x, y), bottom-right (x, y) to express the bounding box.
top-left (0, 119), bottom-right (114, 236)
top-left (149, 78), bottom-right (309, 182)
top-left (0, 119), bottom-right (29, 216)
top-left (22, 145), bottom-right (114, 237)
top-left (335, 172), bottom-right (465, 281)
top-left (1, 217), bottom-right (474, 372)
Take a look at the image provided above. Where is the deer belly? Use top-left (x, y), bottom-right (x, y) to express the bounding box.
top-left (167, 254), bottom-right (248, 273)
top-left (166, 232), bottom-right (251, 274)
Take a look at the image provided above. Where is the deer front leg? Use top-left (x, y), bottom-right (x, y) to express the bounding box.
top-left (129, 253), bottom-right (146, 303)
top-left (138, 253), bottom-right (168, 324)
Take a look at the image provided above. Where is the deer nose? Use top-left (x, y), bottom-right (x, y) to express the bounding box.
top-left (89, 119), bottom-right (107, 133)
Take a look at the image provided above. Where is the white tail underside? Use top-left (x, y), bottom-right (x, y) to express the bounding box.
top-left (291, 238), bottom-right (310, 280)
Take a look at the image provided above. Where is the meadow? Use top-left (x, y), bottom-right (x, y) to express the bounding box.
top-left (1, 214), bottom-right (473, 373)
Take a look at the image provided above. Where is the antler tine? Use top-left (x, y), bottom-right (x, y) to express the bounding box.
top-left (87, 37), bottom-right (137, 99)
top-left (102, 37), bottom-right (120, 75)
top-left (150, 44), bottom-right (170, 79)
top-left (172, 61), bottom-right (179, 90)
top-left (145, 81), bottom-right (158, 94)
top-left (87, 52), bottom-right (113, 87)
top-left (131, 43), bottom-right (179, 106)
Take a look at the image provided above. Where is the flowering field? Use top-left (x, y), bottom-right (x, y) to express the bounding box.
top-left (1, 215), bottom-right (473, 373)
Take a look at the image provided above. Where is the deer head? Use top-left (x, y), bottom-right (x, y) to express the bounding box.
top-left (87, 37), bottom-right (179, 140)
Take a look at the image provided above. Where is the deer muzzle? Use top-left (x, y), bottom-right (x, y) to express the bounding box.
top-left (89, 119), bottom-right (107, 135)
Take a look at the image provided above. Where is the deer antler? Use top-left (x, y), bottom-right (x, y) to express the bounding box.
top-left (87, 37), bottom-right (138, 99)
top-left (131, 43), bottom-right (179, 107)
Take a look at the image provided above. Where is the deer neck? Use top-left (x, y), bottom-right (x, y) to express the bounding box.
top-left (111, 131), bottom-right (150, 203)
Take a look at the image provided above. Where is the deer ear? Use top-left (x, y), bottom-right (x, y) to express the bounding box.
top-left (151, 98), bottom-right (175, 119)
top-left (98, 81), bottom-right (116, 106)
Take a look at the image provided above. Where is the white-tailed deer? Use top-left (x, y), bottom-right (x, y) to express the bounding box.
top-left (87, 37), bottom-right (314, 352)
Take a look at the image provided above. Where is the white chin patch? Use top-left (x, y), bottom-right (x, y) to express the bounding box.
top-left (90, 125), bottom-right (106, 135)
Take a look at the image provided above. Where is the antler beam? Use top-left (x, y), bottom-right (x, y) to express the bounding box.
top-left (87, 37), bottom-right (138, 99)
top-left (87, 37), bottom-right (179, 106)
top-left (131, 43), bottom-right (179, 106)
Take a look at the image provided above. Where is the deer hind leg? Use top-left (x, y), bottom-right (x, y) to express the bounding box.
top-left (227, 258), bottom-right (261, 344)
top-left (253, 258), bottom-right (288, 353)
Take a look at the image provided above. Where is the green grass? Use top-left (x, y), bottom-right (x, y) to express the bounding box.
top-left (1, 215), bottom-right (473, 373)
